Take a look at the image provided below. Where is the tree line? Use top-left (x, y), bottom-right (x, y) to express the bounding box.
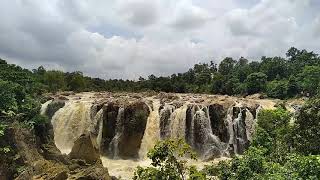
top-left (3, 47), bottom-right (319, 99)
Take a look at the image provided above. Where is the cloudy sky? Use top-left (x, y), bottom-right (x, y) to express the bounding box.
top-left (1, 0), bottom-right (320, 79)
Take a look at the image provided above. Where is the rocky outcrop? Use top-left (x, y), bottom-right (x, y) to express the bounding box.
top-left (69, 134), bottom-right (100, 164)
top-left (100, 101), bottom-right (150, 159)
top-left (208, 104), bottom-right (229, 143)
top-left (0, 121), bottom-right (112, 180)
top-left (46, 99), bottom-right (66, 119)
top-left (101, 103), bottom-right (120, 156)
top-left (118, 102), bottom-right (149, 158)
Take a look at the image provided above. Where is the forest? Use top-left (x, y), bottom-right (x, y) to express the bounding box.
top-left (0, 47), bottom-right (319, 179)
top-left (3, 47), bottom-right (320, 99)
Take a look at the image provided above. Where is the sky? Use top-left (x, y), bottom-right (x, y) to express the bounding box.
top-left (0, 0), bottom-right (320, 79)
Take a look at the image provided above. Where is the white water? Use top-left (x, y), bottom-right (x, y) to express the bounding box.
top-left (138, 99), bottom-right (161, 158)
top-left (45, 93), bottom-right (277, 179)
top-left (51, 101), bottom-right (93, 154)
top-left (168, 104), bottom-right (188, 139)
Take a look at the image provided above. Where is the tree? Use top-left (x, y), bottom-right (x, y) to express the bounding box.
top-left (67, 71), bottom-right (86, 92)
top-left (133, 139), bottom-right (206, 180)
top-left (245, 72), bottom-right (267, 94)
top-left (218, 57), bottom-right (236, 76)
top-left (255, 108), bottom-right (292, 162)
top-left (260, 57), bottom-right (288, 81)
top-left (43, 70), bottom-right (66, 92)
top-left (211, 73), bottom-right (224, 94)
top-left (298, 66), bottom-right (320, 96)
top-left (293, 98), bottom-right (320, 155)
top-left (266, 80), bottom-right (288, 99)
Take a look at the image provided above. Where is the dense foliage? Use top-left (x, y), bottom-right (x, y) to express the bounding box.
top-left (0, 59), bottom-right (48, 178)
top-left (133, 139), bottom-right (206, 180)
top-left (2, 47), bottom-right (319, 99)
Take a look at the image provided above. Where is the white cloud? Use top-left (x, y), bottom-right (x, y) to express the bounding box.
top-left (0, 0), bottom-right (319, 79)
top-left (171, 1), bottom-right (212, 29)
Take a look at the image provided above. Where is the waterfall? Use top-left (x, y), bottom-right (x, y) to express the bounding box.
top-left (168, 104), bottom-right (188, 139)
top-left (109, 107), bottom-right (125, 159)
top-left (46, 93), bottom-right (266, 159)
top-left (245, 108), bottom-right (255, 142)
top-left (226, 106), bottom-right (234, 147)
top-left (159, 104), bottom-right (175, 138)
top-left (43, 92), bottom-right (282, 180)
top-left (51, 101), bottom-right (93, 154)
top-left (139, 100), bottom-right (161, 159)
top-left (93, 108), bottom-right (104, 149)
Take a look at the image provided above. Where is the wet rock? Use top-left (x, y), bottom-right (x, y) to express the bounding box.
top-left (101, 103), bottom-right (120, 155)
top-left (33, 160), bottom-right (68, 180)
top-left (117, 101), bottom-right (149, 158)
top-left (46, 99), bottom-right (66, 119)
top-left (69, 162), bottom-right (111, 180)
top-left (208, 104), bottom-right (229, 143)
top-left (159, 105), bottom-right (175, 139)
top-left (69, 134), bottom-right (100, 164)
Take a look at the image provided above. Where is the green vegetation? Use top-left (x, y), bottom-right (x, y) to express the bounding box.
top-left (0, 58), bottom-right (48, 178)
top-left (0, 46), bottom-right (320, 179)
top-left (133, 139), bottom-right (206, 180)
top-left (2, 47), bottom-right (320, 98)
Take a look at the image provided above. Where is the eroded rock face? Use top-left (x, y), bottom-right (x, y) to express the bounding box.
top-left (1, 121), bottom-right (111, 180)
top-left (208, 104), bottom-right (229, 143)
top-left (100, 101), bottom-right (150, 159)
top-left (69, 134), bottom-right (100, 164)
top-left (118, 102), bottom-right (149, 158)
top-left (101, 103), bottom-right (120, 157)
top-left (46, 99), bottom-right (66, 119)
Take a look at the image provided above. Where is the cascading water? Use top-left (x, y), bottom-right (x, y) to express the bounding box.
top-left (45, 92), bottom-right (276, 179)
top-left (109, 107), bottom-right (125, 159)
top-left (139, 100), bottom-right (161, 159)
top-left (51, 101), bottom-right (93, 154)
top-left (168, 104), bottom-right (188, 139)
top-left (93, 108), bottom-right (104, 149)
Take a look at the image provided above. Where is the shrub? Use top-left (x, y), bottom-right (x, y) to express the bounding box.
top-left (284, 154), bottom-right (320, 179)
top-left (266, 80), bottom-right (288, 99)
top-left (292, 98), bottom-right (320, 155)
top-left (133, 139), bottom-right (206, 180)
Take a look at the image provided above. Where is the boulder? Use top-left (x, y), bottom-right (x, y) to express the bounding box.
top-left (32, 160), bottom-right (68, 180)
top-left (46, 99), bottom-right (66, 119)
top-left (68, 163), bottom-right (111, 180)
top-left (117, 101), bottom-right (149, 159)
top-left (69, 134), bottom-right (100, 164)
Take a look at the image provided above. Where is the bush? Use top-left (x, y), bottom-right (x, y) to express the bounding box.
top-left (293, 98), bottom-right (320, 155)
top-left (266, 80), bottom-right (288, 99)
top-left (0, 80), bottom-right (19, 114)
top-left (133, 139), bottom-right (206, 180)
top-left (284, 154), bottom-right (320, 179)
top-left (245, 72), bottom-right (267, 94)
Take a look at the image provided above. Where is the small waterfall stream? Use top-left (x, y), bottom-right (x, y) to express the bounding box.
top-left (139, 100), bottom-right (161, 159)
